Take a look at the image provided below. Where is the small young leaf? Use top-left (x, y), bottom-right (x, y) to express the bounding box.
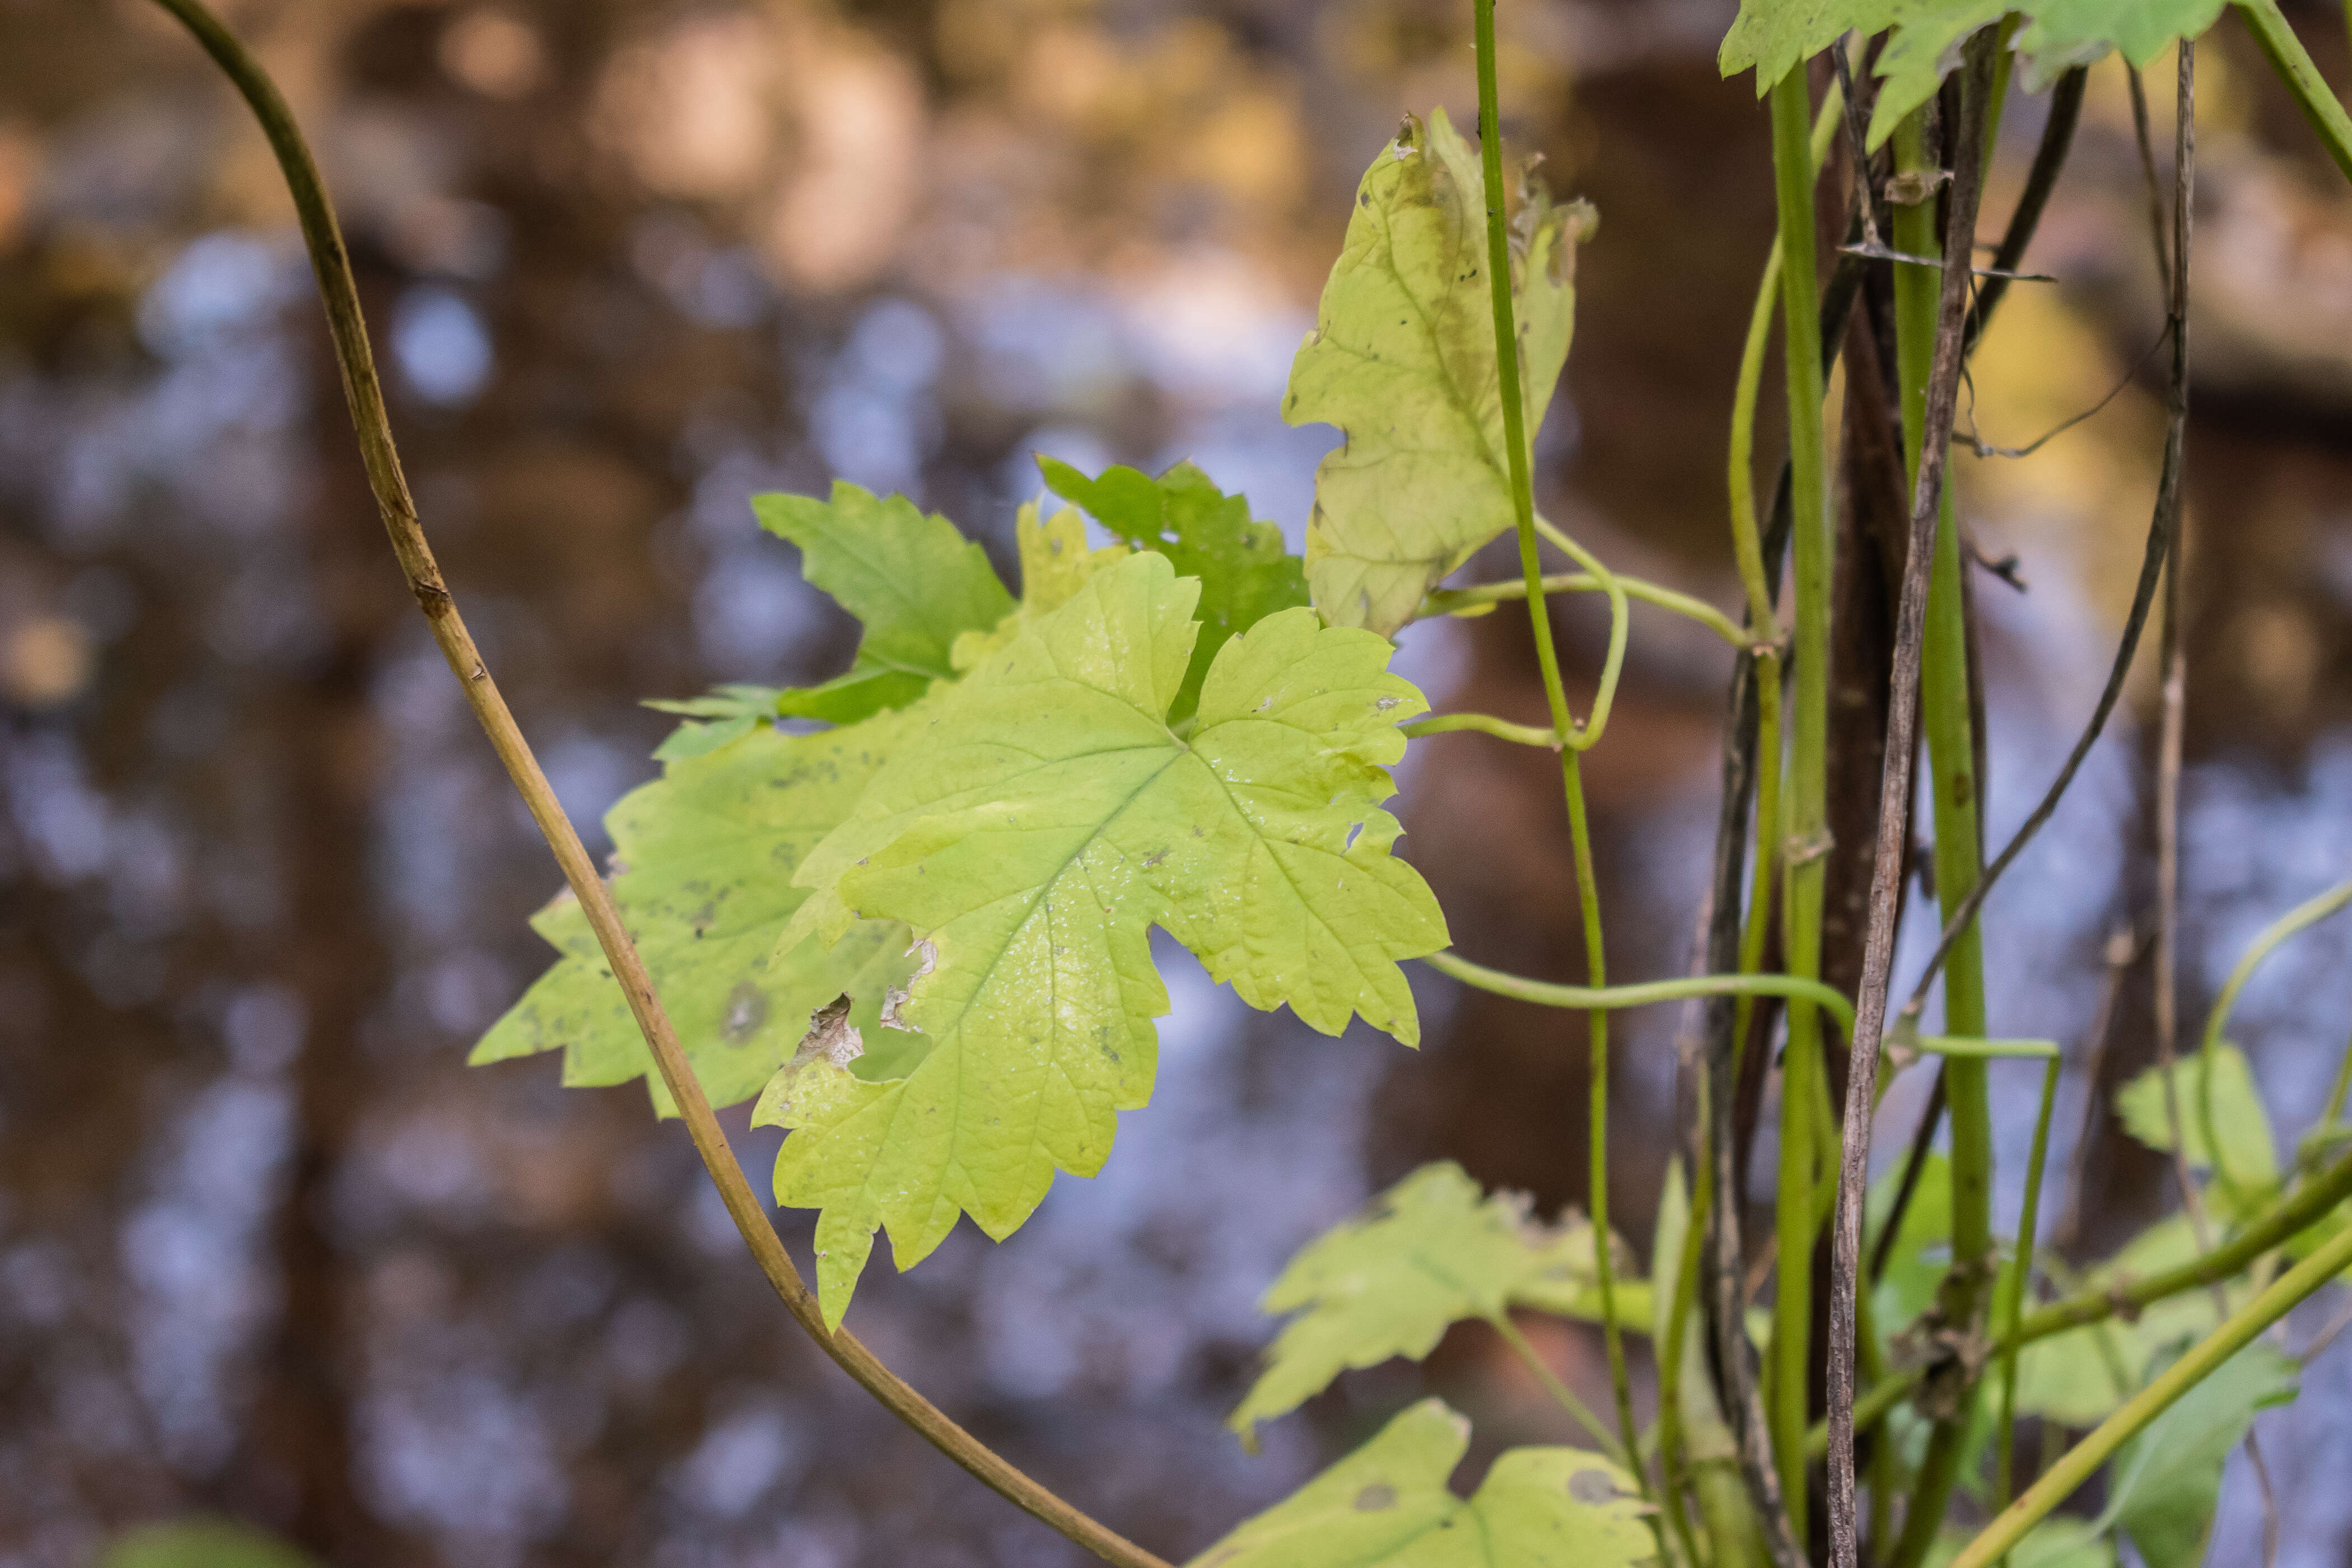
top-left (1229, 1163), bottom-right (1630, 1444)
top-left (1286, 109), bottom-right (1588, 636)
top-left (2097, 1342), bottom-right (2299, 1568)
top-left (764, 552), bottom-right (1445, 1326)
top-left (1038, 456), bottom-right (1308, 721)
top-left (948, 500), bottom-right (1131, 674)
top-left (1188, 1399), bottom-right (1654, 1568)
top-left (473, 710), bottom-right (932, 1116)
top-left (643, 684), bottom-right (783, 760)
top-left (751, 481), bottom-right (1015, 723)
top-left (2114, 1044), bottom-right (2279, 1187)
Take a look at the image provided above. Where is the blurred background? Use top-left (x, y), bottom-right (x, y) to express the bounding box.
top-left (6, 1), bottom-right (2352, 1564)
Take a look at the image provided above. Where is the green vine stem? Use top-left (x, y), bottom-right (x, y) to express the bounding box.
top-left (1471, 0), bottom-right (1646, 1483)
top-left (141, 3), bottom-right (1172, 1562)
top-left (1816, 1137), bottom-right (2352, 1456)
top-left (1490, 1310), bottom-right (1632, 1463)
top-left (2196, 879), bottom-right (2352, 1200)
top-left (1945, 1217), bottom-right (2352, 1568)
top-left (1724, 81), bottom-right (1839, 1069)
top-left (2238, 0), bottom-right (2352, 183)
top-left (1763, 59), bottom-right (1837, 1541)
top-left (1425, 950), bottom-right (1857, 1038)
top-left (1424, 567), bottom-right (1746, 647)
top-left (1401, 712), bottom-right (1561, 747)
top-left (1533, 517), bottom-right (1633, 751)
top-left (2325, 1024), bottom-right (2352, 1130)
top-left (1877, 69), bottom-right (2002, 1568)
top-left (1972, 1047), bottom-right (2063, 1523)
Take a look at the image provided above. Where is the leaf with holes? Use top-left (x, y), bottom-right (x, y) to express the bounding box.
top-left (761, 552), bottom-right (1446, 1327)
top-left (472, 709), bottom-right (932, 1116)
top-left (1038, 456), bottom-right (1308, 722)
top-left (1230, 1162), bottom-right (1638, 1445)
top-left (1189, 1399), bottom-right (1653, 1568)
top-left (1286, 109), bottom-right (1589, 637)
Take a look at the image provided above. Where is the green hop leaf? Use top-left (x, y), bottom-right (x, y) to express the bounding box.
top-left (1229, 1162), bottom-right (1637, 1445)
top-left (1719, 1), bottom-right (1891, 92)
top-left (1721, 2), bottom-right (2228, 142)
top-left (473, 711), bottom-right (932, 1115)
top-left (760, 552), bottom-right (1446, 1327)
top-left (749, 480), bottom-right (1015, 724)
top-left (1189, 1399), bottom-right (1654, 1568)
top-left (2096, 1341), bottom-right (2299, 1568)
top-left (2115, 1044), bottom-right (2279, 1190)
top-left (1864, 4), bottom-right (2012, 145)
top-left (2012, 0), bottom-right (2230, 74)
top-left (1286, 109), bottom-right (1589, 637)
top-left (1038, 456), bottom-right (1309, 722)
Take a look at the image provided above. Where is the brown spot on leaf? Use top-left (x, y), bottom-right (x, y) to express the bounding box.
top-left (1354, 1482), bottom-right (1397, 1512)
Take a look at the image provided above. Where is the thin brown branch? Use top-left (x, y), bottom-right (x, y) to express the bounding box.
top-left (1898, 66), bottom-right (2194, 1019)
top-left (140, 3), bottom-right (1171, 1563)
top-left (1827, 34), bottom-right (1995, 1568)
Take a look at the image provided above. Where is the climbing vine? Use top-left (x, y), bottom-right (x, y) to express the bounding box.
top-left (134, 0), bottom-right (2352, 1562)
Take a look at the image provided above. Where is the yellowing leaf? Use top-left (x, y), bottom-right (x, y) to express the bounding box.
top-left (1286, 109), bottom-right (1588, 637)
top-left (948, 500), bottom-right (1130, 674)
top-left (1230, 1163), bottom-right (1632, 1444)
top-left (762, 552), bottom-right (1446, 1326)
top-left (1038, 456), bottom-right (1309, 721)
top-left (472, 711), bottom-right (931, 1116)
top-left (1189, 1399), bottom-right (1654, 1568)
top-left (752, 481), bottom-right (1015, 724)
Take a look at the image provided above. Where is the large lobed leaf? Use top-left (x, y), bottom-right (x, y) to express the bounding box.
top-left (1286, 109), bottom-right (1588, 637)
top-left (1190, 1399), bottom-right (1654, 1568)
top-left (762, 552), bottom-right (1446, 1326)
top-left (472, 711), bottom-right (930, 1116)
top-left (1230, 1163), bottom-right (1632, 1444)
